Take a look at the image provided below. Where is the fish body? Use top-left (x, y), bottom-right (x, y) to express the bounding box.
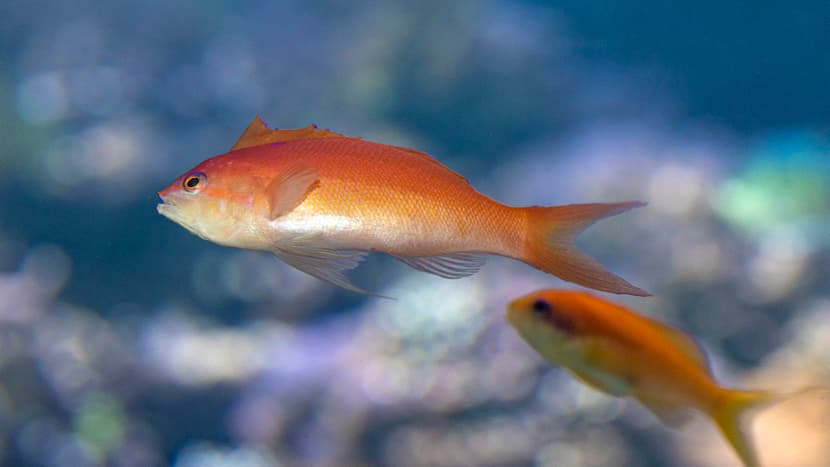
top-left (158, 117), bottom-right (648, 296)
top-left (506, 289), bottom-right (779, 467)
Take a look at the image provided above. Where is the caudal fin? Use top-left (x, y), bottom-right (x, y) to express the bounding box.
top-left (523, 201), bottom-right (649, 296)
top-left (710, 386), bottom-right (829, 467)
top-left (710, 389), bottom-right (779, 467)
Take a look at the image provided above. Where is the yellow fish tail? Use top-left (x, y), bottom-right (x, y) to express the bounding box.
top-left (710, 389), bottom-right (778, 467)
top-left (523, 202), bottom-right (650, 296)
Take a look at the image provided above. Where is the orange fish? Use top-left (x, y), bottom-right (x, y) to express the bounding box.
top-left (157, 116), bottom-right (648, 296)
top-left (506, 289), bottom-right (796, 467)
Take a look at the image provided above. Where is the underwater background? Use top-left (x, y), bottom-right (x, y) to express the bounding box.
top-left (1, 1), bottom-right (829, 466)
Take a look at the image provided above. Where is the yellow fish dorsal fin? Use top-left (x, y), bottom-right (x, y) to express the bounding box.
top-left (231, 115), bottom-right (345, 151)
top-left (656, 322), bottom-right (713, 375)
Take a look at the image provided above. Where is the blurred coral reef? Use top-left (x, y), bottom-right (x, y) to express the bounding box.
top-left (1, 1), bottom-right (829, 466)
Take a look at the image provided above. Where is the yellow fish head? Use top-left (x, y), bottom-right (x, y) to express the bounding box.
top-left (506, 290), bottom-right (583, 361)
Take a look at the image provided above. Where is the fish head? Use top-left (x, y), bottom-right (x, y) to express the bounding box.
top-left (157, 154), bottom-right (272, 250)
top-left (506, 289), bottom-right (586, 359)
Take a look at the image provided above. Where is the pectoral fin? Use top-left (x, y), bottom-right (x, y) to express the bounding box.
top-left (265, 165), bottom-right (320, 220)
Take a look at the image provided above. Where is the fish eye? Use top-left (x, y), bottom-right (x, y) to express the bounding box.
top-left (182, 172), bottom-right (206, 192)
top-left (531, 298), bottom-right (574, 333)
top-left (532, 299), bottom-right (552, 315)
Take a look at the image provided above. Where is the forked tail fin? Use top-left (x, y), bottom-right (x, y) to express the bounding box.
top-left (710, 389), bottom-right (778, 467)
top-left (710, 386), bottom-right (829, 467)
top-left (523, 201), bottom-right (649, 296)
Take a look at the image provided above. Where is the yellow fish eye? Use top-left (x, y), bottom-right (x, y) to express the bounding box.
top-left (532, 299), bottom-right (552, 314)
top-left (182, 172), bottom-right (206, 192)
top-left (531, 298), bottom-right (575, 333)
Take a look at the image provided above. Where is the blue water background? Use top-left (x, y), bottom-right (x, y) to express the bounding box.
top-left (1, 1), bottom-right (829, 466)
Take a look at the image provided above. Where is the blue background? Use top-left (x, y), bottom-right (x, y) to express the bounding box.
top-left (1, 1), bottom-right (828, 466)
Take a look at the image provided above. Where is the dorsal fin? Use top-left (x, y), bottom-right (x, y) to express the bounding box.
top-left (386, 144), bottom-right (449, 167)
top-left (382, 143), bottom-right (469, 184)
top-left (232, 116), bottom-right (470, 185)
top-left (657, 322), bottom-right (712, 375)
top-left (231, 116), bottom-right (345, 151)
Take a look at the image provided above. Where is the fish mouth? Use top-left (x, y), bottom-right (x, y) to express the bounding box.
top-left (505, 299), bottom-right (523, 324)
top-left (156, 192), bottom-right (188, 223)
top-left (156, 194), bottom-right (176, 218)
top-left (155, 192), bottom-right (211, 241)
top-left (156, 202), bottom-right (173, 218)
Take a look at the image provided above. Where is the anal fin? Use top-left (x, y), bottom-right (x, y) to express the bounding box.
top-left (639, 395), bottom-right (694, 427)
top-left (395, 253), bottom-right (485, 279)
top-left (568, 366), bottom-right (631, 397)
top-left (274, 245), bottom-right (386, 297)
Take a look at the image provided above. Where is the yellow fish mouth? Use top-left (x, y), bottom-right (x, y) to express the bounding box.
top-left (505, 297), bottom-right (526, 325)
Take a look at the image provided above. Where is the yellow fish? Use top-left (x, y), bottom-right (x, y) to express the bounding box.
top-left (507, 289), bottom-right (793, 467)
